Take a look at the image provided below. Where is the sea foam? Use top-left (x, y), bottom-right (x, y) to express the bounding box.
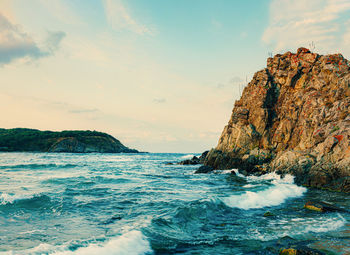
top-left (0, 192), bottom-right (37, 205)
top-left (52, 231), bottom-right (151, 255)
top-left (0, 231), bottom-right (152, 255)
top-left (221, 173), bottom-right (306, 209)
top-left (180, 154), bottom-right (195, 159)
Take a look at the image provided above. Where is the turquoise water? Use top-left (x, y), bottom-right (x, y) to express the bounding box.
top-left (0, 153), bottom-right (349, 254)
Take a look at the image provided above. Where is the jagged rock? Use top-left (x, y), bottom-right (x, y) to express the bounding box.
top-left (203, 48), bottom-right (350, 192)
top-left (178, 151), bottom-right (210, 165)
top-left (194, 165), bottom-right (214, 174)
top-left (178, 156), bottom-right (200, 165)
top-left (199, 150), bottom-right (209, 163)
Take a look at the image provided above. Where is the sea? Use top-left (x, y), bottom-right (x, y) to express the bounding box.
top-left (0, 152), bottom-right (349, 255)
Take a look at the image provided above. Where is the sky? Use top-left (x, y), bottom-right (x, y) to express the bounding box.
top-left (1, 0), bottom-right (350, 153)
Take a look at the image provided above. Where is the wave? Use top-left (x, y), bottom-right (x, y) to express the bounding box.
top-left (252, 214), bottom-right (347, 241)
top-left (0, 192), bottom-right (51, 207)
top-left (221, 173), bottom-right (306, 209)
top-left (0, 231), bottom-right (152, 255)
top-left (180, 154), bottom-right (195, 159)
top-left (0, 163), bottom-right (78, 170)
top-left (0, 192), bottom-right (37, 205)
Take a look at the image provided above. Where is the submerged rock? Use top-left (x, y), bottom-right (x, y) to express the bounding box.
top-left (304, 201), bottom-right (348, 213)
top-left (263, 211), bottom-right (274, 217)
top-left (279, 247), bottom-right (325, 255)
top-left (203, 48), bottom-right (350, 192)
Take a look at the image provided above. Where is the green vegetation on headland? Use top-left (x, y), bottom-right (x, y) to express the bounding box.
top-left (0, 128), bottom-right (138, 153)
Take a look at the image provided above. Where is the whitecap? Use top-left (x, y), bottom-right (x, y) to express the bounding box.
top-left (231, 169), bottom-right (245, 178)
top-left (302, 213), bottom-right (346, 233)
top-left (0, 192), bottom-right (37, 205)
top-left (0, 231), bottom-right (152, 255)
top-left (52, 231), bottom-right (152, 255)
top-left (221, 174), bottom-right (306, 209)
top-left (180, 154), bottom-right (195, 159)
top-left (213, 170), bottom-right (233, 174)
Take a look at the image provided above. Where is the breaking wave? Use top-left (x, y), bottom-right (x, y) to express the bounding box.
top-left (221, 172), bottom-right (306, 209)
top-left (0, 231), bottom-right (152, 255)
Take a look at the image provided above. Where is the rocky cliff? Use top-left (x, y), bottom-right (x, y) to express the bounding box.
top-left (0, 128), bottom-right (138, 153)
top-left (204, 48), bottom-right (350, 192)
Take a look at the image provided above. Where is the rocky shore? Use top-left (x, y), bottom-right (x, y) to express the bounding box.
top-left (203, 48), bottom-right (350, 192)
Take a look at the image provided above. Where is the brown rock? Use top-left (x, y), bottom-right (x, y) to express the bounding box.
top-left (203, 48), bottom-right (350, 192)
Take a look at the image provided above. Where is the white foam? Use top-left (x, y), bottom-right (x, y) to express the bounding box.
top-left (0, 231), bottom-right (152, 255)
top-left (53, 231), bottom-right (151, 255)
top-left (267, 214), bottom-right (346, 241)
top-left (180, 154), bottom-right (195, 159)
top-left (221, 174), bottom-right (306, 209)
top-left (213, 170), bottom-right (233, 174)
top-left (232, 169), bottom-right (245, 178)
top-left (245, 172), bottom-right (293, 183)
top-left (243, 184), bottom-right (256, 188)
top-left (0, 192), bottom-right (37, 205)
top-left (303, 214), bottom-right (346, 233)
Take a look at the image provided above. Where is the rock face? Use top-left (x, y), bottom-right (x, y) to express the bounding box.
top-left (204, 48), bottom-right (350, 192)
top-left (0, 128), bottom-right (138, 153)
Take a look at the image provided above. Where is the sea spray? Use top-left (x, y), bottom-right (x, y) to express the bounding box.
top-left (221, 173), bottom-right (306, 209)
top-left (52, 231), bottom-right (152, 255)
top-left (0, 231), bottom-right (152, 255)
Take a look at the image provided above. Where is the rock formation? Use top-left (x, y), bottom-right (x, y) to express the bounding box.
top-left (204, 48), bottom-right (350, 192)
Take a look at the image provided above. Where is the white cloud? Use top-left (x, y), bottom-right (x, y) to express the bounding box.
top-left (102, 0), bottom-right (153, 35)
top-left (0, 13), bottom-right (65, 65)
top-left (262, 0), bottom-right (350, 56)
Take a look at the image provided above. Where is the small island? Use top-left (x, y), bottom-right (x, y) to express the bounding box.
top-left (0, 128), bottom-right (138, 153)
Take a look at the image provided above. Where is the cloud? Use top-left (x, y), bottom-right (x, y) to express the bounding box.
top-left (45, 31), bottom-right (66, 54)
top-left (102, 0), bottom-right (153, 35)
top-left (69, 108), bottom-right (100, 114)
top-left (153, 98), bottom-right (166, 104)
top-left (262, 0), bottom-right (350, 56)
top-left (0, 13), bottom-right (65, 65)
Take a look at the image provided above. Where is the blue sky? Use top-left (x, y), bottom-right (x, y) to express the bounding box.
top-left (1, 0), bottom-right (350, 152)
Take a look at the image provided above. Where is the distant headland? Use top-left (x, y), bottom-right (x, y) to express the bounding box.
top-left (0, 128), bottom-right (138, 153)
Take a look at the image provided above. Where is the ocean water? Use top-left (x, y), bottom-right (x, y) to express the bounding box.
top-left (0, 152), bottom-right (349, 255)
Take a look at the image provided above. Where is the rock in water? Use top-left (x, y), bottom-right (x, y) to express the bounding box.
top-left (203, 48), bottom-right (350, 192)
top-left (178, 156), bottom-right (200, 165)
top-left (304, 201), bottom-right (348, 213)
top-left (279, 248), bottom-right (325, 255)
top-left (178, 151), bottom-right (209, 165)
top-left (194, 165), bottom-right (214, 174)
top-left (263, 211), bottom-right (274, 217)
